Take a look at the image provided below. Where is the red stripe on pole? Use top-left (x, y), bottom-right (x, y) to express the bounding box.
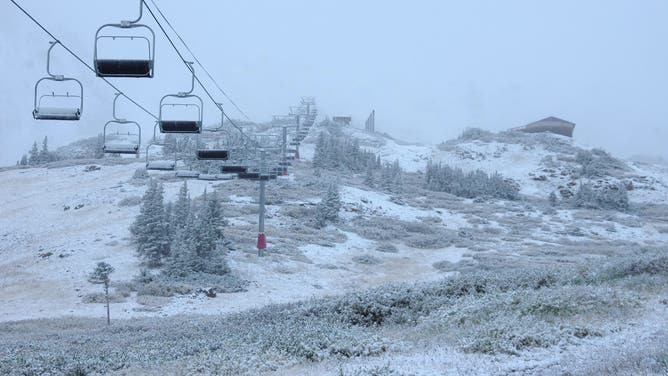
top-left (257, 233), bottom-right (267, 250)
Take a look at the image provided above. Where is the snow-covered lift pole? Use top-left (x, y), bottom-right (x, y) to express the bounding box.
top-left (257, 149), bottom-right (267, 256)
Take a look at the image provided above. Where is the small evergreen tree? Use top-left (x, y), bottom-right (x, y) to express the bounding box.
top-left (163, 217), bottom-right (197, 278)
top-left (28, 141), bottom-right (39, 165)
top-left (19, 154), bottom-right (28, 166)
top-left (38, 136), bottom-right (50, 163)
top-left (548, 191), bottom-right (557, 207)
top-left (315, 183), bottom-right (341, 228)
top-left (87, 262), bottom-right (115, 325)
top-left (363, 162), bottom-right (375, 187)
top-left (131, 179), bottom-right (170, 267)
top-left (172, 181), bottom-right (191, 232)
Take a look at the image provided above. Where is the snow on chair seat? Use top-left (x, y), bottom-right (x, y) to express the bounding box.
top-left (103, 143), bottom-right (139, 154)
top-left (33, 106), bottom-right (81, 121)
top-left (175, 170), bottom-right (200, 178)
top-left (198, 173), bottom-right (236, 181)
top-left (33, 41), bottom-right (84, 121)
top-left (146, 160), bottom-right (176, 170)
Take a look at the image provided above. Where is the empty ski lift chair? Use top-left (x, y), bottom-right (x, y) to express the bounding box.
top-left (174, 156), bottom-right (200, 178)
top-left (33, 41), bottom-right (83, 121)
top-left (159, 62), bottom-right (203, 133)
top-left (196, 104), bottom-right (228, 160)
top-left (102, 93), bottom-right (141, 155)
top-left (94, 0), bottom-right (155, 77)
top-left (146, 123), bottom-right (177, 170)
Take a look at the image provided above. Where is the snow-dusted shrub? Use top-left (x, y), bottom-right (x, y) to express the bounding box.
top-left (348, 363), bottom-right (404, 376)
top-left (136, 280), bottom-right (192, 297)
top-left (352, 254), bottom-right (383, 265)
top-left (346, 217), bottom-right (407, 241)
top-left (132, 167), bottom-right (149, 180)
top-left (576, 148), bottom-right (626, 178)
top-left (117, 195), bottom-right (141, 207)
top-left (458, 127), bottom-right (492, 141)
top-left (404, 231), bottom-right (456, 249)
top-left (424, 160), bottom-right (519, 200)
top-left (82, 292), bottom-right (126, 304)
top-left (136, 272), bottom-right (247, 297)
top-left (573, 182), bottom-right (629, 211)
top-left (400, 221), bottom-right (435, 234)
top-left (432, 260), bottom-right (454, 271)
top-left (282, 205), bottom-right (315, 219)
top-left (375, 243), bottom-right (398, 253)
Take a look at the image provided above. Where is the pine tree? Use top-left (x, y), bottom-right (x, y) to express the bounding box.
top-left (172, 181), bottom-right (191, 232)
top-left (88, 262), bottom-right (115, 325)
top-left (28, 141), bottom-right (39, 165)
top-left (315, 183), bottom-right (341, 228)
top-left (163, 218), bottom-right (197, 278)
top-left (19, 154), bottom-right (28, 166)
top-left (363, 161), bottom-right (375, 187)
top-left (203, 190), bottom-right (226, 240)
top-left (313, 132), bottom-right (327, 168)
top-left (38, 136), bottom-right (50, 163)
top-left (131, 179), bottom-right (170, 267)
top-left (549, 191), bottom-right (557, 207)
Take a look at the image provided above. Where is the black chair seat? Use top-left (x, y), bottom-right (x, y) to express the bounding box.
top-left (238, 172), bottom-right (260, 180)
top-left (159, 121), bottom-right (201, 133)
top-left (197, 150), bottom-right (229, 160)
top-left (95, 59), bottom-right (152, 77)
top-left (221, 165), bottom-right (247, 173)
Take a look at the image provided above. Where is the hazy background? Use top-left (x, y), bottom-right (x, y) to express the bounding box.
top-left (1, 0), bottom-right (667, 166)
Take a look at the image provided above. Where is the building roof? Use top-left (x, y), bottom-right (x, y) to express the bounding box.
top-left (526, 116), bottom-right (575, 127)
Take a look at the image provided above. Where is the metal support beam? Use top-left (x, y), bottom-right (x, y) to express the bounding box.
top-left (281, 126), bottom-right (288, 175)
top-left (257, 149), bottom-right (267, 256)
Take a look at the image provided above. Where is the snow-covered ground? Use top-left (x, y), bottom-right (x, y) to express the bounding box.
top-left (1, 127), bottom-right (668, 375)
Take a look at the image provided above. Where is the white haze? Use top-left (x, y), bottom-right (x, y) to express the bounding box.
top-left (1, 0), bottom-right (667, 166)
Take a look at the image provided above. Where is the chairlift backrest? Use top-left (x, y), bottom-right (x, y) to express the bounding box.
top-left (102, 93), bottom-right (141, 154)
top-left (94, 1), bottom-right (155, 78)
top-left (159, 62), bottom-right (203, 133)
top-left (33, 41), bottom-right (83, 121)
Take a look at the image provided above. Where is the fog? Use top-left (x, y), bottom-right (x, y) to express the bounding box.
top-left (1, 0), bottom-right (667, 166)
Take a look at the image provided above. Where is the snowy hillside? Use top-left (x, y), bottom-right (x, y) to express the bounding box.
top-left (1, 125), bottom-right (668, 375)
top-left (301, 124), bottom-right (668, 202)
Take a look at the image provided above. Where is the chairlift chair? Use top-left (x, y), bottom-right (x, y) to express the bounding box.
top-left (146, 123), bottom-right (177, 170)
top-left (221, 165), bottom-right (248, 173)
top-left (33, 41), bottom-right (83, 121)
top-left (196, 104), bottom-right (228, 160)
top-left (102, 93), bottom-right (141, 155)
top-left (174, 157), bottom-right (200, 178)
top-left (94, 0), bottom-right (155, 77)
top-left (159, 62), bottom-right (203, 133)
top-left (175, 170), bottom-right (200, 178)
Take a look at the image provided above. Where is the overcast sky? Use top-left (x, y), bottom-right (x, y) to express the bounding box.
top-left (1, 0), bottom-right (667, 166)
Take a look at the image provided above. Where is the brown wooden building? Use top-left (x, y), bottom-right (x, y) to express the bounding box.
top-left (512, 116), bottom-right (575, 137)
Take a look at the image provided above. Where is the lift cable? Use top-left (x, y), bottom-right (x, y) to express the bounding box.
top-left (142, 0), bottom-right (258, 147)
top-left (147, 0), bottom-right (253, 123)
top-left (8, 0), bottom-right (159, 121)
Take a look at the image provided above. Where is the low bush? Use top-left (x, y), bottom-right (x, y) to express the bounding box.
top-left (117, 196), bottom-right (142, 207)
